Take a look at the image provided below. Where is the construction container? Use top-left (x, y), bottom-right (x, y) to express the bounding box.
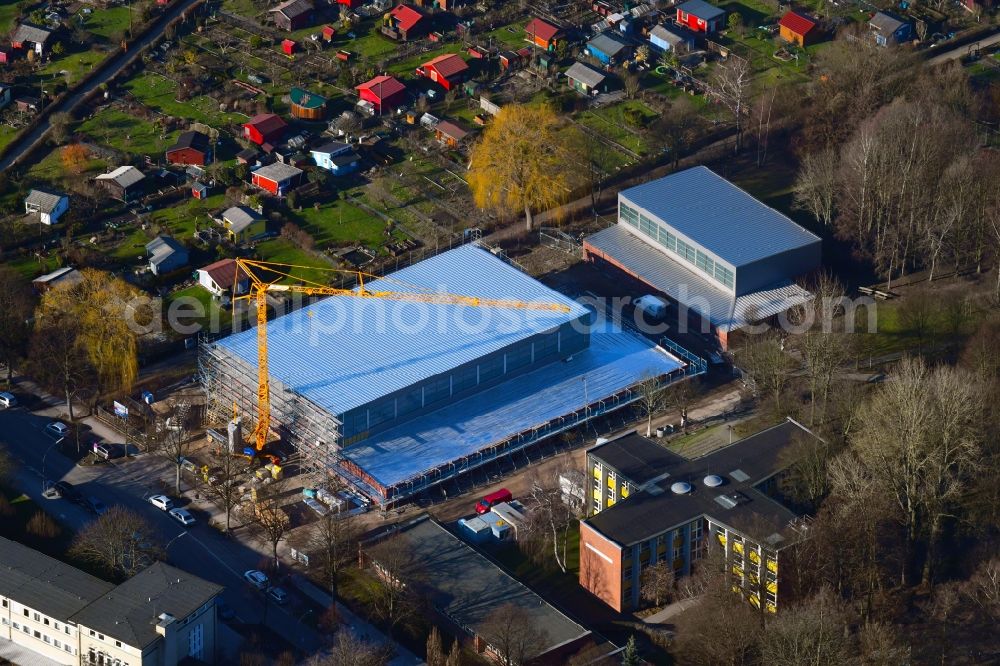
top-left (458, 516), bottom-right (490, 543)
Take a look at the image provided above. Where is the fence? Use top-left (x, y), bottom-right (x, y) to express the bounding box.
top-left (539, 226), bottom-right (582, 255)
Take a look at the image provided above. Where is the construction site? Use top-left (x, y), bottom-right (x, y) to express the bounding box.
top-left (200, 242), bottom-right (702, 509)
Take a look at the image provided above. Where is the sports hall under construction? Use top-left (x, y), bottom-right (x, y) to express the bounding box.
top-left (200, 243), bottom-right (703, 508)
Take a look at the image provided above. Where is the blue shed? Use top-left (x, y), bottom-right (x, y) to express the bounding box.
top-left (586, 32), bottom-right (631, 65)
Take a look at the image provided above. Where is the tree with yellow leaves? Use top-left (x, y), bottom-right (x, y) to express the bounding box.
top-left (468, 104), bottom-right (581, 232)
top-left (30, 270), bottom-right (152, 421)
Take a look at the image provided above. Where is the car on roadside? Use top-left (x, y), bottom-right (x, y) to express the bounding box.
top-left (243, 570), bottom-right (269, 591)
top-left (53, 481), bottom-right (82, 504)
top-left (85, 496), bottom-right (108, 516)
top-left (45, 422), bottom-right (69, 438)
top-left (147, 494), bottom-right (174, 511)
top-left (0, 392), bottom-right (17, 408)
top-left (267, 587), bottom-right (289, 605)
top-left (168, 508), bottom-right (195, 527)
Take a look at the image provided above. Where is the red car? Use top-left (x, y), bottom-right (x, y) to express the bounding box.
top-left (475, 488), bottom-right (512, 515)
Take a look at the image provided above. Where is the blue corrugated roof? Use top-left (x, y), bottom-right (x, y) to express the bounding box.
top-left (619, 166), bottom-right (820, 267)
top-left (676, 0), bottom-right (725, 20)
top-left (214, 245), bottom-right (588, 416)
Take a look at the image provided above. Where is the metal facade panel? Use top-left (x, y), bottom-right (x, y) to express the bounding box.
top-left (214, 244), bottom-right (588, 417)
top-left (618, 166), bottom-right (821, 268)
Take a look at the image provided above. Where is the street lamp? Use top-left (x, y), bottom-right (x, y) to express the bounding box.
top-left (41, 437), bottom-right (64, 493)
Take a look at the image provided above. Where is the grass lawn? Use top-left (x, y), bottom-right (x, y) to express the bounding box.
top-left (387, 43), bottom-right (465, 78)
top-left (576, 100), bottom-right (655, 157)
top-left (479, 22), bottom-right (529, 49)
top-left (110, 226), bottom-right (155, 263)
top-left (491, 525), bottom-right (582, 593)
top-left (122, 73), bottom-right (248, 126)
top-left (327, 21), bottom-right (399, 62)
top-left (0, 124), bottom-right (18, 152)
top-left (40, 47), bottom-right (109, 85)
top-left (0, 0), bottom-right (19, 35)
top-left (290, 199), bottom-right (387, 248)
top-left (254, 238), bottom-right (335, 285)
top-left (166, 284), bottom-right (232, 332)
top-left (78, 107), bottom-right (178, 155)
top-left (82, 6), bottom-right (133, 40)
top-left (27, 147), bottom-right (108, 187)
top-left (5, 253), bottom-right (63, 280)
top-left (150, 193), bottom-right (227, 239)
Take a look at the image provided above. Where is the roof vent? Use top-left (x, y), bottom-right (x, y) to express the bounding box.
top-left (714, 492), bottom-right (750, 509)
top-left (670, 481), bottom-right (693, 495)
top-left (730, 469), bottom-right (750, 482)
top-left (703, 475), bottom-right (724, 487)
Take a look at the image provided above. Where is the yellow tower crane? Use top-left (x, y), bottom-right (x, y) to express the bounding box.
top-left (232, 258), bottom-right (572, 453)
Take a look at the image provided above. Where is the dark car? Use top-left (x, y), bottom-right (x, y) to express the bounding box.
top-left (85, 496), bottom-right (108, 516)
top-left (53, 481), bottom-right (82, 504)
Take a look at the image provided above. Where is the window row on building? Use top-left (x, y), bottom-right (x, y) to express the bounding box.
top-left (620, 202), bottom-right (735, 290)
top-left (342, 327), bottom-right (583, 444)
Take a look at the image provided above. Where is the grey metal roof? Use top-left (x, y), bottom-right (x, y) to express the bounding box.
top-left (329, 152), bottom-right (361, 166)
top-left (145, 235), bottom-right (186, 266)
top-left (584, 224), bottom-right (813, 332)
top-left (565, 61), bottom-right (606, 88)
top-left (0, 537), bottom-right (114, 621)
top-left (585, 420), bottom-right (816, 546)
top-left (870, 11), bottom-right (905, 33)
top-left (215, 244), bottom-right (589, 416)
top-left (25, 189), bottom-right (66, 213)
top-left (587, 31), bottom-right (630, 57)
top-left (252, 161), bottom-right (302, 182)
top-left (12, 23), bottom-right (52, 44)
top-left (675, 0), bottom-right (725, 21)
top-left (70, 562), bottom-right (222, 650)
top-left (369, 518), bottom-right (589, 656)
top-left (311, 140), bottom-right (351, 156)
top-left (650, 23), bottom-right (691, 46)
top-left (618, 166), bottom-right (821, 267)
top-left (96, 165), bottom-right (145, 188)
top-left (269, 0), bottom-right (313, 19)
top-left (222, 205), bottom-right (262, 234)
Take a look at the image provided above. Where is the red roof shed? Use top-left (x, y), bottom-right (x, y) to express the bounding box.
top-left (418, 53), bottom-right (469, 91)
top-left (524, 18), bottom-right (561, 50)
top-left (243, 113), bottom-right (288, 146)
top-left (778, 10), bottom-right (818, 46)
top-left (282, 39), bottom-right (297, 55)
top-left (356, 75), bottom-right (407, 113)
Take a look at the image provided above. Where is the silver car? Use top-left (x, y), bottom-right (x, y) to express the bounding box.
top-left (0, 392), bottom-right (17, 408)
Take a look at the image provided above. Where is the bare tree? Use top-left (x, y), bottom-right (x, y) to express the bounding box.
top-left (308, 633), bottom-right (391, 666)
top-left (523, 471), bottom-right (577, 573)
top-left (293, 500), bottom-right (361, 597)
top-left (480, 603), bottom-right (549, 666)
top-left (792, 149), bottom-right (837, 229)
top-left (710, 56), bottom-right (752, 153)
top-left (640, 560), bottom-right (675, 607)
top-left (249, 480), bottom-right (291, 570)
top-left (364, 537), bottom-right (424, 637)
top-left (623, 72), bottom-right (641, 100)
top-left (857, 622), bottom-right (911, 666)
top-left (760, 588), bottom-right (852, 666)
top-left (734, 333), bottom-right (792, 412)
top-left (831, 359), bottom-right (984, 587)
top-left (70, 506), bottom-right (161, 579)
top-left (635, 375), bottom-right (667, 437)
top-left (201, 447), bottom-right (246, 533)
top-left (965, 556), bottom-right (1000, 621)
top-left (151, 403), bottom-right (194, 496)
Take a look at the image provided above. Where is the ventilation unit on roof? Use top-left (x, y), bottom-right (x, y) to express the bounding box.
top-left (714, 492), bottom-right (750, 509)
top-left (703, 475), bottom-right (724, 487)
top-left (730, 469), bottom-right (750, 482)
top-left (670, 481), bottom-right (693, 495)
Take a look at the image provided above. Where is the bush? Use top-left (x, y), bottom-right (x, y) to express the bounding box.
top-left (26, 511), bottom-right (60, 540)
top-left (623, 107), bottom-right (647, 128)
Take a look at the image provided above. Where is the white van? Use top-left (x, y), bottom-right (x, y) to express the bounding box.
top-left (634, 295), bottom-right (668, 320)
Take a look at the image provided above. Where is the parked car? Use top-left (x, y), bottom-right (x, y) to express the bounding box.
top-left (45, 422), bottom-right (69, 438)
top-left (475, 488), bottom-right (512, 515)
top-left (147, 494), bottom-right (174, 511)
top-left (0, 392), bottom-right (17, 408)
top-left (244, 570), bottom-right (269, 590)
top-left (85, 496), bottom-right (108, 516)
top-left (169, 508), bottom-right (196, 526)
top-left (53, 481), bottom-right (82, 504)
top-left (267, 587), bottom-right (289, 605)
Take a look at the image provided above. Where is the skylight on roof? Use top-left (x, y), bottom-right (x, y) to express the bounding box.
top-left (730, 469), bottom-right (750, 482)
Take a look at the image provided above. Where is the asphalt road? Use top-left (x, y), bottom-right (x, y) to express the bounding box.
top-left (0, 0), bottom-right (202, 173)
top-left (0, 403), bottom-right (325, 657)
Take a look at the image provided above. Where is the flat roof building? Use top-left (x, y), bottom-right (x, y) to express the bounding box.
top-left (202, 243), bottom-right (696, 507)
top-left (364, 517), bottom-right (591, 662)
top-left (583, 166), bottom-right (821, 348)
top-left (578, 419), bottom-right (817, 613)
